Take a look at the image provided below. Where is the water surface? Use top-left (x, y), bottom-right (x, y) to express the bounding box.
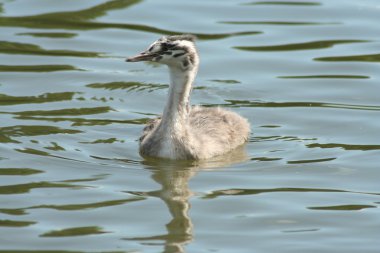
top-left (0, 0), bottom-right (379, 252)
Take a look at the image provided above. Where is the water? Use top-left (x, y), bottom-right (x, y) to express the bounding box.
top-left (0, 0), bottom-right (379, 252)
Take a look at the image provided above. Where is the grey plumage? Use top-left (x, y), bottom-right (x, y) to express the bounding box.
top-left (127, 35), bottom-right (250, 160)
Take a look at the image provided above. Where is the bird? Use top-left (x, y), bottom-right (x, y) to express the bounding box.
top-left (126, 34), bottom-right (250, 160)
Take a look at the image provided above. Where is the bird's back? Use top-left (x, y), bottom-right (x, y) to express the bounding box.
top-left (139, 106), bottom-right (250, 159)
top-left (188, 106), bottom-right (250, 158)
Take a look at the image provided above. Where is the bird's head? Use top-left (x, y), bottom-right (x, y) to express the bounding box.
top-left (126, 34), bottom-right (199, 70)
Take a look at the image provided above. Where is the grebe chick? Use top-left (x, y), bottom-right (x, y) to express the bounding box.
top-left (127, 35), bottom-right (250, 160)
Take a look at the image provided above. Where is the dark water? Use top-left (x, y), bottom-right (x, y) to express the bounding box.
top-left (0, 0), bottom-right (379, 252)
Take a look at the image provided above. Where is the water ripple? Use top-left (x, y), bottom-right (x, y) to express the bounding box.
top-left (0, 197), bottom-right (144, 215)
top-left (308, 204), bottom-right (376, 211)
top-left (203, 187), bottom-right (380, 199)
top-left (0, 125), bottom-right (82, 143)
top-left (220, 21), bottom-right (338, 26)
top-left (0, 219), bottom-right (35, 227)
top-left (234, 40), bottom-right (369, 52)
top-left (0, 181), bottom-right (83, 195)
top-left (244, 1), bottom-right (322, 6)
top-left (0, 92), bottom-right (76, 106)
top-left (0, 168), bottom-right (43, 176)
top-left (86, 81), bottom-right (168, 92)
top-left (17, 32), bottom-right (77, 38)
top-left (15, 106), bottom-right (114, 116)
top-left (315, 53), bottom-right (380, 62)
top-left (278, 75), bottom-right (370, 79)
top-left (14, 115), bottom-right (149, 126)
top-left (40, 226), bottom-right (108, 237)
top-left (0, 0), bottom-right (261, 40)
top-left (307, 143), bottom-right (380, 151)
top-left (287, 157), bottom-right (336, 164)
top-left (0, 41), bottom-right (101, 57)
top-left (0, 65), bottom-right (80, 72)
top-left (222, 100), bottom-right (380, 111)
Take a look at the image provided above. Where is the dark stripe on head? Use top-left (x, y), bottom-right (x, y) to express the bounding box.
top-left (171, 46), bottom-right (184, 51)
top-left (174, 52), bottom-right (186, 57)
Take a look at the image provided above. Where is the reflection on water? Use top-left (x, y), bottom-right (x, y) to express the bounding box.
top-left (0, 64), bottom-right (79, 72)
top-left (127, 163), bottom-right (195, 253)
top-left (234, 40), bottom-right (369, 52)
top-left (0, 92), bottom-right (76, 105)
top-left (126, 149), bottom-right (248, 253)
top-left (87, 81), bottom-right (168, 92)
top-left (245, 1), bottom-right (322, 6)
top-left (0, 0), bottom-right (260, 39)
top-left (315, 53), bottom-right (380, 62)
top-left (0, 41), bottom-right (101, 57)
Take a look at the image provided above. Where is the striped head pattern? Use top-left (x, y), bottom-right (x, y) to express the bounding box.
top-left (127, 34), bottom-right (199, 70)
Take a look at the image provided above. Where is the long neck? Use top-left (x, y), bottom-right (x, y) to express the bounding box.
top-left (161, 65), bottom-right (197, 128)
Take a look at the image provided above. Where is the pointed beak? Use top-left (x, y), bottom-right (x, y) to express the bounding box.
top-left (126, 51), bottom-right (156, 62)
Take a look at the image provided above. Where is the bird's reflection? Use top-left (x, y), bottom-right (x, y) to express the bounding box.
top-left (129, 146), bottom-right (248, 253)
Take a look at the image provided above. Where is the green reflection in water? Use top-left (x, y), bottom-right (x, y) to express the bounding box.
top-left (209, 79), bottom-right (241, 84)
top-left (245, 1), bottom-right (321, 6)
top-left (16, 106), bottom-right (114, 116)
top-left (86, 81), bottom-right (167, 92)
top-left (0, 208), bottom-right (26, 216)
top-left (80, 138), bottom-right (121, 144)
top-left (34, 197), bottom-right (145, 211)
top-left (234, 40), bottom-right (369, 51)
top-left (61, 174), bottom-right (108, 183)
top-left (0, 125), bottom-right (82, 138)
top-left (17, 32), bottom-right (77, 38)
top-left (0, 219), bottom-right (36, 227)
top-left (251, 135), bottom-right (316, 143)
top-left (315, 53), bottom-right (380, 62)
top-left (260, 125), bottom-right (281, 128)
top-left (0, 197), bottom-right (144, 216)
top-left (0, 134), bottom-right (18, 143)
top-left (0, 92), bottom-right (76, 106)
top-left (220, 21), bottom-right (337, 26)
top-left (1, 0), bottom-right (141, 25)
top-left (278, 75), bottom-right (369, 79)
top-left (204, 188), bottom-right (342, 199)
top-left (203, 187), bottom-right (379, 199)
top-left (0, 65), bottom-right (80, 72)
top-left (15, 115), bottom-right (149, 126)
top-left (40, 226), bottom-right (108, 237)
top-left (222, 100), bottom-right (380, 111)
top-left (0, 181), bottom-right (82, 194)
top-left (0, 250), bottom-right (125, 253)
top-left (309, 204), bottom-right (376, 211)
top-left (251, 157), bottom-right (282, 161)
top-left (0, 41), bottom-right (100, 57)
top-left (282, 228), bottom-right (320, 233)
top-left (15, 148), bottom-right (50, 156)
top-left (44, 142), bottom-right (65, 151)
top-left (307, 143), bottom-right (380, 151)
top-left (32, 197), bottom-right (144, 211)
top-left (0, 168), bottom-right (43, 176)
top-left (287, 157), bottom-right (336, 164)
top-left (0, 0), bottom-right (259, 40)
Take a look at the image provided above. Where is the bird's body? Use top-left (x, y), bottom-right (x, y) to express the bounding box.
top-left (127, 35), bottom-right (250, 160)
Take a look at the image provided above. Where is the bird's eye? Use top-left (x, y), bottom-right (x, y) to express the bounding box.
top-left (161, 43), bottom-right (169, 51)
